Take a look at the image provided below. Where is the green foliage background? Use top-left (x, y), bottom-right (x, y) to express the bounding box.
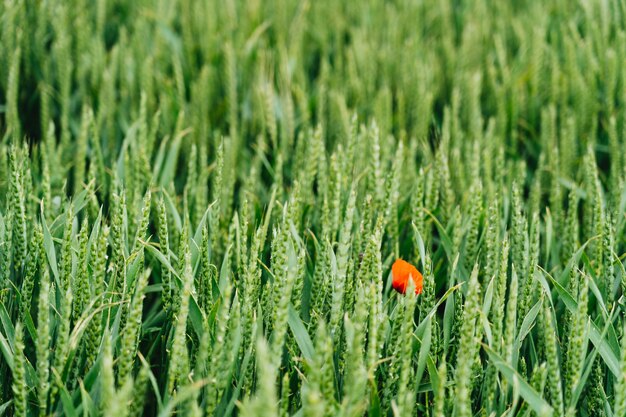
top-left (0, 0), bottom-right (625, 416)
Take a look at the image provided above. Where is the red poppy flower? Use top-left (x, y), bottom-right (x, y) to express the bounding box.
top-left (392, 259), bottom-right (423, 295)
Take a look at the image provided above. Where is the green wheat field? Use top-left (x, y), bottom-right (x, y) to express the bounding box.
top-left (1, 0), bottom-right (626, 416)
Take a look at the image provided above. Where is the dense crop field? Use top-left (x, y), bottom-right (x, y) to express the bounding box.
top-left (1, 0), bottom-right (626, 416)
